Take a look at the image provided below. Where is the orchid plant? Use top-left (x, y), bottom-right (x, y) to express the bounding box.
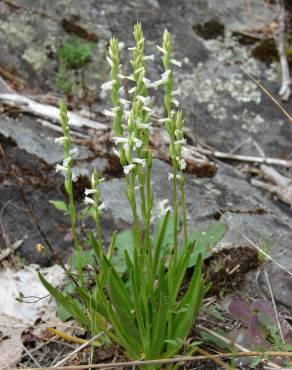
top-left (40, 23), bottom-right (206, 368)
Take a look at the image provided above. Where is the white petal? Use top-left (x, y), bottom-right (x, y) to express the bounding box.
top-left (112, 137), bottom-right (128, 145)
top-left (156, 45), bottom-right (166, 54)
top-left (85, 188), bottom-right (97, 196)
top-left (175, 139), bottom-right (186, 145)
top-left (103, 109), bottom-right (116, 118)
top-left (123, 164), bottom-right (136, 174)
top-left (170, 58), bottom-right (182, 67)
top-left (55, 137), bottom-right (66, 145)
top-left (172, 88), bottom-right (181, 96)
top-left (137, 95), bottom-right (151, 106)
top-left (69, 147), bottom-right (79, 158)
top-left (55, 164), bottom-right (67, 173)
top-left (171, 98), bottom-right (180, 107)
top-left (133, 158), bottom-right (146, 167)
top-left (180, 158), bottom-right (187, 170)
top-left (128, 86), bottom-right (136, 94)
top-left (98, 202), bottom-right (107, 211)
top-left (101, 80), bottom-right (115, 91)
top-left (113, 148), bottom-right (120, 157)
top-left (144, 55), bottom-right (155, 61)
top-left (133, 137), bottom-right (143, 148)
top-left (63, 157), bottom-right (72, 167)
top-left (84, 196), bottom-right (94, 205)
top-left (106, 56), bottom-right (113, 67)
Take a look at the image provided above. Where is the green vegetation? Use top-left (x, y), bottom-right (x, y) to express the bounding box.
top-left (54, 37), bottom-right (93, 95)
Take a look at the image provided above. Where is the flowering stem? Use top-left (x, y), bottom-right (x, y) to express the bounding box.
top-left (180, 174), bottom-right (188, 249)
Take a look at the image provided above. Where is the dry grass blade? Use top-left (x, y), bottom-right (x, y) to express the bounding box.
top-left (215, 208), bottom-right (292, 277)
top-left (53, 333), bottom-right (104, 367)
top-left (12, 350), bottom-right (292, 370)
top-left (241, 68), bottom-right (292, 123)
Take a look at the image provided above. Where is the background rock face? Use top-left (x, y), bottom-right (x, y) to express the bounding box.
top-left (0, 0), bottom-right (291, 155)
top-left (0, 0), bottom-right (291, 312)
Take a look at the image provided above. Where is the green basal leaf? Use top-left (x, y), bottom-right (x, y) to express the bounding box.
top-left (49, 200), bottom-right (70, 215)
top-left (111, 229), bottom-right (134, 274)
top-left (70, 249), bottom-right (96, 269)
top-left (38, 272), bottom-right (89, 329)
top-left (57, 305), bottom-right (72, 322)
top-left (187, 222), bottom-right (227, 267)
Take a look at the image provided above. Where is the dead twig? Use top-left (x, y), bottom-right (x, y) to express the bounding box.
top-left (197, 146), bottom-right (292, 167)
top-left (0, 239), bottom-right (23, 262)
top-left (11, 349), bottom-right (292, 370)
top-left (251, 164), bottom-right (292, 206)
top-left (277, 0), bottom-right (291, 101)
top-left (0, 93), bottom-right (107, 130)
top-left (198, 324), bottom-right (282, 369)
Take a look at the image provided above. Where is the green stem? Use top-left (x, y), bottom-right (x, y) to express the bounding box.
top-left (180, 175), bottom-right (188, 249)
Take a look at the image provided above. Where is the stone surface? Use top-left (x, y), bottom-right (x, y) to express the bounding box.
top-left (0, 0), bottom-right (291, 157)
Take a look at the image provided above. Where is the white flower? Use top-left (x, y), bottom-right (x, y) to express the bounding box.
top-left (180, 158), bottom-right (187, 170)
top-left (127, 74), bottom-right (135, 81)
top-left (85, 188), bottom-right (97, 196)
top-left (148, 79), bottom-right (164, 89)
top-left (128, 86), bottom-right (136, 94)
top-left (84, 196), bottom-right (94, 205)
top-left (98, 202), bottom-right (107, 212)
top-left (123, 164), bottom-right (136, 174)
top-left (168, 173), bottom-right (181, 181)
top-left (172, 88), bottom-right (181, 96)
top-left (175, 138), bottom-right (186, 145)
top-left (113, 148), bottom-right (120, 157)
top-left (120, 98), bottom-right (131, 107)
top-left (170, 58), bottom-right (182, 67)
top-left (63, 157), bottom-right (72, 167)
top-left (142, 106), bottom-right (152, 113)
top-left (103, 109), bottom-right (116, 118)
top-left (72, 171), bottom-right (78, 182)
top-left (158, 118), bottom-right (170, 123)
top-left (156, 45), bottom-right (166, 54)
top-left (118, 41), bottom-right (125, 49)
top-left (136, 122), bottom-right (152, 130)
top-left (161, 70), bottom-right (171, 80)
top-left (133, 137), bottom-right (143, 148)
top-left (142, 77), bottom-right (151, 86)
top-left (135, 66), bottom-right (145, 75)
top-left (55, 136), bottom-right (66, 145)
top-left (137, 95), bottom-right (151, 106)
top-left (158, 199), bottom-right (171, 215)
top-left (144, 55), bottom-right (155, 61)
top-left (69, 147), bottom-right (79, 158)
top-left (101, 80), bottom-right (115, 91)
top-left (118, 86), bottom-right (125, 95)
top-left (124, 110), bottom-right (131, 119)
top-left (128, 46), bottom-right (136, 51)
top-left (171, 98), bottom-right (180, 107)
top-left (133, 158), bottom-right (146, 167)
top-left (55, 164), bottom-right (67, 174)
top-left (117, 74), bottom-right (126, 80)
top-left (112, 137), bottom-right (128, 145)
top-left (106, 56), bottom-right (113, 67)
top-left (148, 70), bottom-right (171, 89)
